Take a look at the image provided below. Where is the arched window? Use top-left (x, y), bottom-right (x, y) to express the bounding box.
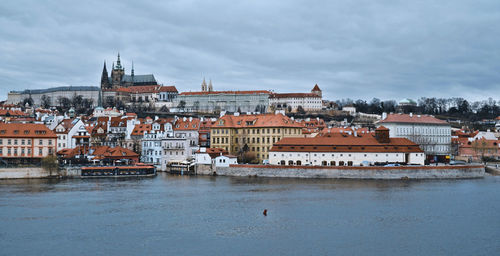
top-left (322, 161), bottom-right (327, 166)
top-left (296, 160), bottom-right (302, 166)
top-left (330, 161), bottom-right (336, 166)
top-left (347, 161), bottom-right (353, 166)
top-left (280, 160), bottom-right (285, 165)
top-left (339, 161), bottom-right (345, 166)
top-left (288, 160), bottom-right (294, 165)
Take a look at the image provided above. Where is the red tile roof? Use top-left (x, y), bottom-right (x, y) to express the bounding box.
top-left (0, 109), bottom-right (28, 117)
top-left (271, 136), bottom-right (423, 153)
top-left (115, 85), bottom-right (162, 94)
top-left (269, 93), bottom-right (320, 98)
top-left (311, 84), bottom-right (321, 92)
top-left (379, 114), bottom-right (448, 124)
top-left (0, 123), bottom-right (57, 138)
top-left (174, 118), bottom-right (200, 131)
top-left (131, 124), bottom-right (152, 136)
top-left (179, 90), bottom-right (270, 96)
top-left (213, 113), bottom-right (303, 128)
top-left (159, 86), bottom-right (178, 93)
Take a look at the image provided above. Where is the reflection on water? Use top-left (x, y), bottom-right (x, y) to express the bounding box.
top-left (0, 174), bottom-right (499, 256)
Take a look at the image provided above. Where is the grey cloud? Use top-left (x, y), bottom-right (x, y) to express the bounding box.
top-left (0, 0), bottom-right (499, 102)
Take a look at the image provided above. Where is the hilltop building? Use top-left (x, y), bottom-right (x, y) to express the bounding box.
top-left (7, 86), bottom-right (99, 107)
top-left (269, 84), bottom-right (323, 112)
top-left (100, 53), bottom-right (157, 91)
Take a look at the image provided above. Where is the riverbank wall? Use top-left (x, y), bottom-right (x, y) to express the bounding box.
top-left (197, 164), bottom-right (485, 179)
top-left (0, 167), bottom-right (52, 179)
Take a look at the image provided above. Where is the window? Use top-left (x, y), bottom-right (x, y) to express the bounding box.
top-left (39, 148), bottom-right (42, 155)
top-left (39, 140), bottom-right (43, 145)
top-left (0, 139), bottom-right (2, 145)
top-left (27, 148), bottom-right (31, 155)
top-left (7, 139), bottom-right (11, 145)
top-left (14, 139), bottom-right (18, 145)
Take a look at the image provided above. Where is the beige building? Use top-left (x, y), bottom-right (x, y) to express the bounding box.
top-left (0, 123), bottom-right (57, 164)
top-left (210, 113), bottom-right (304, 163)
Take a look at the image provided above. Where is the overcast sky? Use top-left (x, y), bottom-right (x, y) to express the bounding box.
top-left (0, 0), bottom-right (499, 102)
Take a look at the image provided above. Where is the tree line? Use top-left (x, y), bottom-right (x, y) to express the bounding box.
top-left (335, 97), bottom-right (500, 121)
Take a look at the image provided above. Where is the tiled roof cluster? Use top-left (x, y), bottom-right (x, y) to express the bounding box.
top-left (174, 118), bottom-right (200, 131)
top-left (214, 113), bottom-right (303, 128)
top-left (0, 123), bottom-right (57, 138)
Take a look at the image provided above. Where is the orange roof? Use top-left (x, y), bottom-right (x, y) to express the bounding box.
top-left (270, 93), bottom-right (320, 98)
top-left (379, 114), bottom-right (448, 124)
top-left (115, 85), bottom-right (162, 94)
top-left (159, 86), bottom-right (178, 93)
top-left (213, 113), bottom-right (303, 128)
top-left (311, 84), bottom-right (321, 92)
top-left (179, 90), bottom-right (270, 96)
top-left (0, 123), bottom-right (57, 138)
top-left (271, 136), bottom-right (423, 153)
top-left (196, 148), bottom-right (228, 158)
top-left (174, 118), bottom-right (200, 131)
top-left (131, 124), bottom-right (152, 136)
top-left (0, 109), bottom-right (28, 117)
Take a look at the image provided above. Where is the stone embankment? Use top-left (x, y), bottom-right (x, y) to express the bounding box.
top-left (0, 167), bottom-right (52, 179)
top-left (197, 164), bottom-right (485, 179)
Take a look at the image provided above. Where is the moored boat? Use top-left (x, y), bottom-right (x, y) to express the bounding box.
top-left (81, 164), bottom-right (156, 177)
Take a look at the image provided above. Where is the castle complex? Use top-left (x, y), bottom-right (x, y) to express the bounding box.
top-left (100, 53), bottom-right (158, 91)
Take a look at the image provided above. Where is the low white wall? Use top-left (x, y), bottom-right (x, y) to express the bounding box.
top-left (0, 168), bottom-right (52, 179)
top-left (199, 165), bottom-right (485, 179)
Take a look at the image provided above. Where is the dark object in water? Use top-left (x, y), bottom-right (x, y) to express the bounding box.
top-left (263, 209), bottom-right (267, 216)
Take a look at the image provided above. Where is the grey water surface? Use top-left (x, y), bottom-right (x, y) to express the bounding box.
top-left (1, 173), bottom-right (499, 255)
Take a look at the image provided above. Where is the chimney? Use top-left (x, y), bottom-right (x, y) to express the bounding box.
top-left (189, 117), bottom-right (193, 122)
top-left (183, 117), bottom-right (187, 121)
top-left (375, 126), bottom-right (390, 143)
top-left (410, 112), bottom-right (413, 117)
top-left (382, 112), bottom-right (387, 120)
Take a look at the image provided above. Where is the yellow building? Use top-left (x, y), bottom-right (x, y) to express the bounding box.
top-left (210, 113), bottom-right (303, 163)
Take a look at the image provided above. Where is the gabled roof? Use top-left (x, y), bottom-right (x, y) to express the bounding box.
top-left (174, 118), bottom-right (200, 131)
top-left (213, 113), bottom-right (303, 128)
top-left (159, 86), bottom-right (178, 93)
top-left (378, 114), bottom-right (448, 125)
top-left (0, 123), bottom-right (57, 138)
top-left (311, 84), bottom-right (321, 92)
top-left (131, 124), bottom-right (152, 136)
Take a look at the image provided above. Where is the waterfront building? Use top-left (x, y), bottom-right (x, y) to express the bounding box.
top-left (160, 137), bottom-right (191, 171)
top-left (173, 117), bottom-right (200, 154)
top-left (269, 84), bottom-right (323, 112)
top-left (57, 145), bottom-right (139, 165)
top-left (7, 86), bottom-right (99, 107)
top-left (377, 113), bottom-right (451, 161)
top-left (210, 113), bottom-right (303, 163)
top-left (141, 121), bottom-right (174, 169)
top-left (0, 123), bottom-right (57, 164)
top-left (269, 126), bottom-right (425, 166)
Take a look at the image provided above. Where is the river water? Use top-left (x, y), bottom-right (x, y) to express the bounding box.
top-left (1, 174), bottom-right (499, 255)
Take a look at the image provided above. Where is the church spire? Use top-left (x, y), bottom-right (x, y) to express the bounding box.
top-left (115, 52), bottom-right (123, 70)
top-left (208, 79), bottom-right (213, 92)
top-left (201, 77), bottom-right (207, 92)
top-left (100, 60), bottom-right (110, 90)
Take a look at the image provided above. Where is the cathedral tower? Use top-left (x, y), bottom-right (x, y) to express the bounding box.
top-left (100, 61), bottom-right (111, 90)
top-left (111, 53), bottom-right (125, 88)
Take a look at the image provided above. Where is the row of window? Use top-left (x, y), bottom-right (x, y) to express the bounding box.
top-left (0, 139), bottom-right (53, 146)
top-left (0, 147), bottom-right (52, 156)
top-left (213, 128), bottom-right (300, 135)
top-left (212, 136), bottom-right (281, 145)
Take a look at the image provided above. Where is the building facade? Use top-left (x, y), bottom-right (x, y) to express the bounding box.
top-left (269, 126), bottom-right (425, 166)
top-left (210, 113), bottom-right (303, 163)
top-left (101, 53), bottom-right (157, 91)
top-left (269, 84), bottom-right (323, 112)
top-left (377, 113), bottom-right (452, 161)
top-left (7, 86), bottom-right (99, 107)
top-left (0, 123), bottom-right (57, 164)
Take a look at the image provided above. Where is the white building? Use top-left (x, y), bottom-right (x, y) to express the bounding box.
top-left (377, 113), bottom-right (451, 161)
top-left (7, 86), bottom-right (99, 107)
top-left (269, 84), bottom-right (323, 112)
top-left (269, 127), bottom-right (425, 166)
top-left (141, 122), bottom-right (174, 169)
top-left (173, 117), bottom-right (200, 154)
top-left (213, 155), bottom-right (238, 167)
top-left (54, 118), bottom-right (84, 149)
top-left (160, 137), bottom-right (191, 171)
